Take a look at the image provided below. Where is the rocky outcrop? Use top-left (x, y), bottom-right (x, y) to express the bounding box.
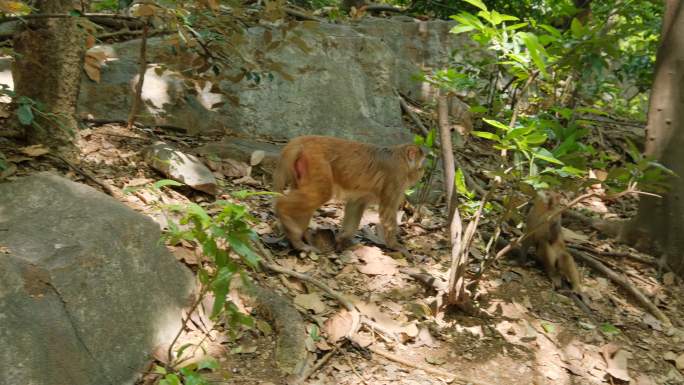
top-left (0, 173), bottom-right (195, 385)
top-left (0, 17), bottom-right (463, 145)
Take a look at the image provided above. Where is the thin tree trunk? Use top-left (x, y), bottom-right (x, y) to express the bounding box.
top-left (12, 0), bottom-right (89, 150)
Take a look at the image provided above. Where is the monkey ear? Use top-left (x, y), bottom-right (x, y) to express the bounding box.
top-left (406, 145), bottom-right (421, 161)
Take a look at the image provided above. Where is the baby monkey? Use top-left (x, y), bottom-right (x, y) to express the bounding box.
top-left (521, 191), bottom-right (582, 293)
top-left (273, 135), bottom-right (426, 254)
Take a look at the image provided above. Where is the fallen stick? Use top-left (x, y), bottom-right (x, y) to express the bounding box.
top-left (255, 242), bottom-right (361, 338)
top-left (570, 249), bottom-right (672, 327)
top-left (295, 346), bottom-right (338, 383)
top-left (568, 244), bottom-right (657, 267)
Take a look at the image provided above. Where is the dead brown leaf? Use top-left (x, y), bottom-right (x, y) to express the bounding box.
top-left (250, 150), bottom-right (265, 166)
top-left (221, 158), bottom-right (251, 177)
top-left (324, 309), bottom-right (354, 343)
top-left (601, 343), bottom-right (632, 382)
top-left (354, 246), bottom-right (398, 276)
top-left (19, 144), bottom-right (50, 157)
top-left (294, 293), bottom-right (326, 314)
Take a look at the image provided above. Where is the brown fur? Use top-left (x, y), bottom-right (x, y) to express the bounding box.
top-left (522, 191), bottom-right (582, 293)
top-left (273, 135), bottom-right (426, 253)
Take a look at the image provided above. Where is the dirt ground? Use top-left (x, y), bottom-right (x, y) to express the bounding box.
top-left (2, 123), bottom-right (683, 385)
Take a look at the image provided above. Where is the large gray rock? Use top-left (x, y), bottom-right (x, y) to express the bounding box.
top-left (0, 18), bottom-right (464, 144)
top-left (76, 18), bottom-right (460, 145)
top-left (0, 173), bottom-right (195, 385)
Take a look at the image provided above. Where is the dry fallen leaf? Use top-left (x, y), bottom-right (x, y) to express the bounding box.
top-left (411, 326), bottom-right (438, 348)
top-left (642, 313), bottom-right (663, 331)
top-left (84, 50), bottom-right (107, 83)
top-left (601, 343), bottom-right (632, 382)
top-left (294, 293), bottom-right (326, 314)
top-left (171, 246), bottom-right (199, 265)
top-left (221, 158), bottom-right (251, 177)
top-left (324, 309), bottom-right (354, 343)
top-left (354, 246), bottom-right (398, 276)
top-left (20, 144), bottom-right (49, 157)
top-left (675, 353), bottom-right (684, 371)
top-left (250, 150), bottom-right (266, 166)
top-left (233, 175), bottom-right (260, 186)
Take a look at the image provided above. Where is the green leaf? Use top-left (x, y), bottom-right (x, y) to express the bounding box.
top-left (538, 24), bottom-right (561, 38)
top-left (519, 32), bottom-right (547, 77)
top-left (533, 148), bottom-right (564, 165)
top-left (454, 168), bottom-right (474, 199)
top-left (482, 118), bottom-right (510, 132)
top-left (184, 372), bottom-right (209, 385)
top-left (541, 321), bottom-right (555, 333)
top-left (472, 131), bottom-right (501, 142)
top-left (600, 323), bottom-right (620, 336)
top-left (16, 104), bottom-right (34, 125)
top-left (197, 356), bottom-right (219, 371)
top-left (450, 24), bottom-right (476, 34)
top-left (463, 0), bottom-right (487, 12)
top-left (507, 22), bottom-right (528, 31)
top-left (210, 266), bottom-right (235, 318)
top-left (426, 129), bottom-right (436, 147)
top-left (154, 365), bottom-right (167, 375)
top-left (160, 374), bottom-right (181, 385)
top-left (228, 234), bottom-right (260, 268)
top-left (570, 18), bottom-right (584, 39)
top-left (153, 179), bottom-right (184, 190)
top-left (524, 132), bottom-right (548, 145)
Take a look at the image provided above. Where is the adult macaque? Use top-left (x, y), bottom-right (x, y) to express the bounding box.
top-left (522, 191), bottom-right (582, 293)
top-left (273, 135), bottom-right (426, 254)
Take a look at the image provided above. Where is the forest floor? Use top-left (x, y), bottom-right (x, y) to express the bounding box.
top-left (2, 122), bottom-right (683, 385)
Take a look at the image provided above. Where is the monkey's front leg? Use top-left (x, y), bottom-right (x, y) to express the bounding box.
top-left (379, 202), bottom-right (411, 258)
top-left (335, 198), bottom-right (368, 251)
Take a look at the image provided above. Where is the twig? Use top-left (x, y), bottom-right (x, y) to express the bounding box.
top-left (568, 244), bottom-right (658, 267)
top-left (127, 17), bottom-right (150, 129)
top-left (345, 353), bottom-right (370, 385)
top-left (46, 154), bottom-right (123, 199)
top-left (166, 287), bottom-right (209, 370)
top-left (97, 28), bottom-right (171, 40)
top-left (365, 344), bottom-right (488, 385)
top-left (570, 249), bottom-right (672, 327)
top-left (82, 118), bottom-right (187, 133)
top-left (295, 346), bottom-right (339, 383)
top-left (396, 90), bottom-right (428, 136)
top-left (255, 242), bottom-right (361, 338)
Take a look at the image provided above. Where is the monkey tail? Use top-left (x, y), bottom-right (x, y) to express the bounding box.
top-left (273, 144), bottom-right (302, 193)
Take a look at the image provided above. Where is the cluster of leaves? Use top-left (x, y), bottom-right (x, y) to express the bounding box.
top-left (165, 198), bottom-right (260, 320)
top-left (155, 358), bottom-right (220, 385)
top-left (155, 187), bottom-right (265, 384)
top-left (442, 0), bottom-right (670, 194)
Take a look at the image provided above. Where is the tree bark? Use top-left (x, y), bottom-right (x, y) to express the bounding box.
top-left (631, 0), bottom-right (684, 276)
top-left (12, 0), bottom-right (88, 150)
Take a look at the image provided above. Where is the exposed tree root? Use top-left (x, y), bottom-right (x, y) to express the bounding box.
top-left (570, 249), bottom-right (672, 327)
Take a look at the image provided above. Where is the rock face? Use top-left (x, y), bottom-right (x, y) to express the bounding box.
top-left (0, 173), bottom-right (195, 385)
top-left (74, 17), bottom-right (462, 145)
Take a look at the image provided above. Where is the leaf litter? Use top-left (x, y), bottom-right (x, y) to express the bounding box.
top-left (3, 122), bottom-right (683, 385)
